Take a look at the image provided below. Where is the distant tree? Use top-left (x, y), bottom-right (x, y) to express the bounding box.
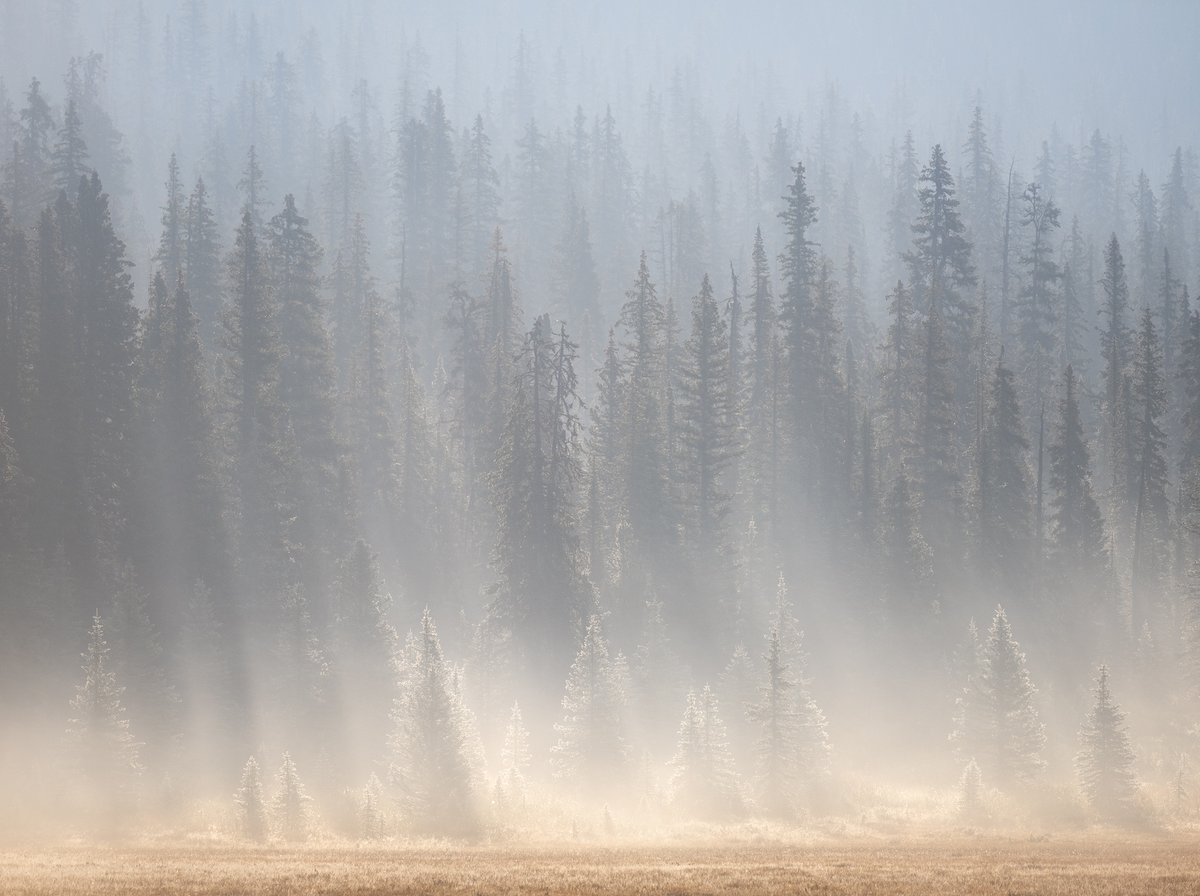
top-left (978, 352), bottom-right (1031, 582)
top-left (951, 607), bottom-right (1045, 789)
top-left (1015, 182), bottom-right (1061, 407)
top-left (500, 701), bottom-right (531, 800)
top-left (1049, 365), bottom-right (1108, 583)
top-left (51, 98), bottom-right (89, 200)
top-left (360, 772), bottom-right (386, 839)
top-left (551, 616), bottom-right (629, 797)
top-left (1076, 665), bottom-right (1138, 819)
top-left (183, 177), bottom-right (222, 347)
top-left (66, 614), bottom-right (142, 818)
top-left (1099, 236), bottom-right (1131, 495)
top-left (906, 144), bottom-right (976, 356)
top-left (958, 758), bottom-right (985, 821)
top-left (272, 751), bottom-right (311, 841)
top-left (390, 609), bottom-right (479, 837)
top-left (669, 685), bottom-right (743, 819)
top-left (235, 756), bottom-right (269, 842)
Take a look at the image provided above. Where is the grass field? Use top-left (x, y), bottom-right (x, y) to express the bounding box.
top-left (3, 835), bottom-right (1200, 895)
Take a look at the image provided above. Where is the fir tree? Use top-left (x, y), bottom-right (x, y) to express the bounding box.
top-left (669, 685), bottom-right (743, 819)
top-left (1076, 665), bottom-right (1138, 819)
top-left (551, 616), bottom-right (629, 798)
top-left (951, 606), bottom-right (1045, 789)
top-left (390, 609), bottom-right (480, 837)
top-left (66, 614), bottom-right (142, 818)
top-left (272, 751), bottom-right (311, 841)
top-left (234, 756), bottom-right (269, 842)
top-left (1049, 365), bottom-right (1108, 582)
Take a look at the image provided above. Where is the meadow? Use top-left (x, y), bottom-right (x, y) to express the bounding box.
top-left (3, 834), bottom-right (1200, 895)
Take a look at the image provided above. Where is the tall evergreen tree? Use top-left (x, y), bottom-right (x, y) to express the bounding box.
top-left (551, 615), bottom-right (629, 799)
top-left (390, 609), bottom-right (480, 837)
top-left (1076, 665), bottom-right (1138, 819)
top-left (951, 606), bottom-right (1045, 789)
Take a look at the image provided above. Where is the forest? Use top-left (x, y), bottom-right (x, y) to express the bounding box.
top-left (1, 0), bottom-right (1199, 846)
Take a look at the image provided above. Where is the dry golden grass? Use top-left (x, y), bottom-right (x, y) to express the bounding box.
top-left (3, 835), bottom-right (1200, 895)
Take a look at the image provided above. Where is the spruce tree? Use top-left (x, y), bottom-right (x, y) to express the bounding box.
top-left (272, 751), bottom-right (311, 841)
top-left (234, 756), bottom-right (268, 842)
top-left (669, 685), bottom-right (743, 819)
top-left (66, 614), bottom-right (142, 818)
top-left (1049, 365), bottom-right (1108, 582)
top-left (390, 609), bottom-right (479, 837)
top-left (951, 606), bottom-right (1045, 789)
top-left (1076, 665), bottom-right (1138, 819)
top-left (979, 352), bottom-right (1031, 582)
top-left (551, 616), bottom-right (629, 798)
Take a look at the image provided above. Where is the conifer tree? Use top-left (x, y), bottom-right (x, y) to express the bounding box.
top-left (66, 614), bottom-right (142, 817)
top-left (360, 772), bottom-right (385, 839)
top-left (501, 701), bottom-right (531, 800)
top-left (390, 609), bottom-right (479, 837)
top-left (669, 685), bottom-right (743, 819)
top-left (979, 352), bottom-right (1031, 582)
top-left (1015, 182), bottom-right (1061, 407)
top-left (183, 177), bottom-right (222, 348)
top-left (1130, 306), bottom-right (1169, 625)
top-left (272, 751), bottom-right (311, 841)
top-left (156, 154), bottom-right (185, 286)
top-left (1099, 236), bottom-right (1131, 496)
top-left (906, 144), bottom-right (976, 356)
top-left (951, 607), bottom-right (1045, 789)
top-left (51, 98), bottom-right (89, 200)
top-left (1076, 665), bottom-right (1138, 819)
top-left (234, 756), bottom-right (268, 842)
top-left (551, 616), bottom-right (629, 798)
top-left (1049, 365), bottom-right (1108, 582)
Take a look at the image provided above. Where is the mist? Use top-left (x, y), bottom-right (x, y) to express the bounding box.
top-left (1, 0), bottom-right (1200, 847)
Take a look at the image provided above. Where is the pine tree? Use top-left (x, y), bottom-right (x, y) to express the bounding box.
top-left (979, 352), bottom-right (1031, 582)
top-left (1015, 182), bottom-right (1061, 407)
top-left (183, 177), bottom-right (222, 349)
top-left (51, 98), bottom-right (89, 200)
top-left (268, 194), bottom-right (342, 569)
top-left (1099, 236), bottom-right (1131, 497)
top-left (959, 758), bottom-right (985, 821)
top-left (66, 614), bottom-right (142, 818)
top-left (1076, 665), bottom-right (1138, 819)
top-left (669, 685), bottom-right (743, 819)
top-left (390, 609), bottom-right (480, 837)
top-left (879, 280), bottom-right (919, 466)
top-left (234, 756), bottom-right (269, 842)
top-left (749, 623), bottom-right (798, 816)
top-left (677, 273), bottom-right (738, 645)
top-left (272, 751), bottom-right (311, 841)
top-left (951, 606), bottom-right (1045, 789)
top-left (489, 315), bottom-right (591, 681)
top-left (155, 154), bottom-right (185, 286)
top-left (551, 616), bottom-right (629, 798)
top-left (906, 144), bottom-right (976, 356)
top-left (1130, 306), bottom-right (1169, 627)
top-left (501, 701), bottom-right (531, 800)
top-left (1049, 365), bottom-right (1108, 582)
top-left (360, 772), bottom-right (386, 839)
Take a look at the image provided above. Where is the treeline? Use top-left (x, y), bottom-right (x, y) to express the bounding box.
top-left (0, 35), bottom-right (1199, 838)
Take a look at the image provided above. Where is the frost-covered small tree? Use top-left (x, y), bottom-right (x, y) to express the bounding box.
top-left (959, 758), bottom-right (984, 821)
top-left (390, 608), bottom-right (480, 837)
top-left (669, 685), bottom-right (743, 819)
top-left (551, 615), bottom-right (629, 798)
top-left (501, 701), bottom-right (531, 801)
top-left (951, 606), bottom-right (1045, 789)
top-left (272, 751), bottom-right (311, 841)
top-left (66, 613), bottom-right (142, 820)
top-left (360, 772), bottom-right (385, 839)
top-left (1077, 665), bottom-right (1138, 819)
top-left (234, 756), bottom-right (268, 842)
